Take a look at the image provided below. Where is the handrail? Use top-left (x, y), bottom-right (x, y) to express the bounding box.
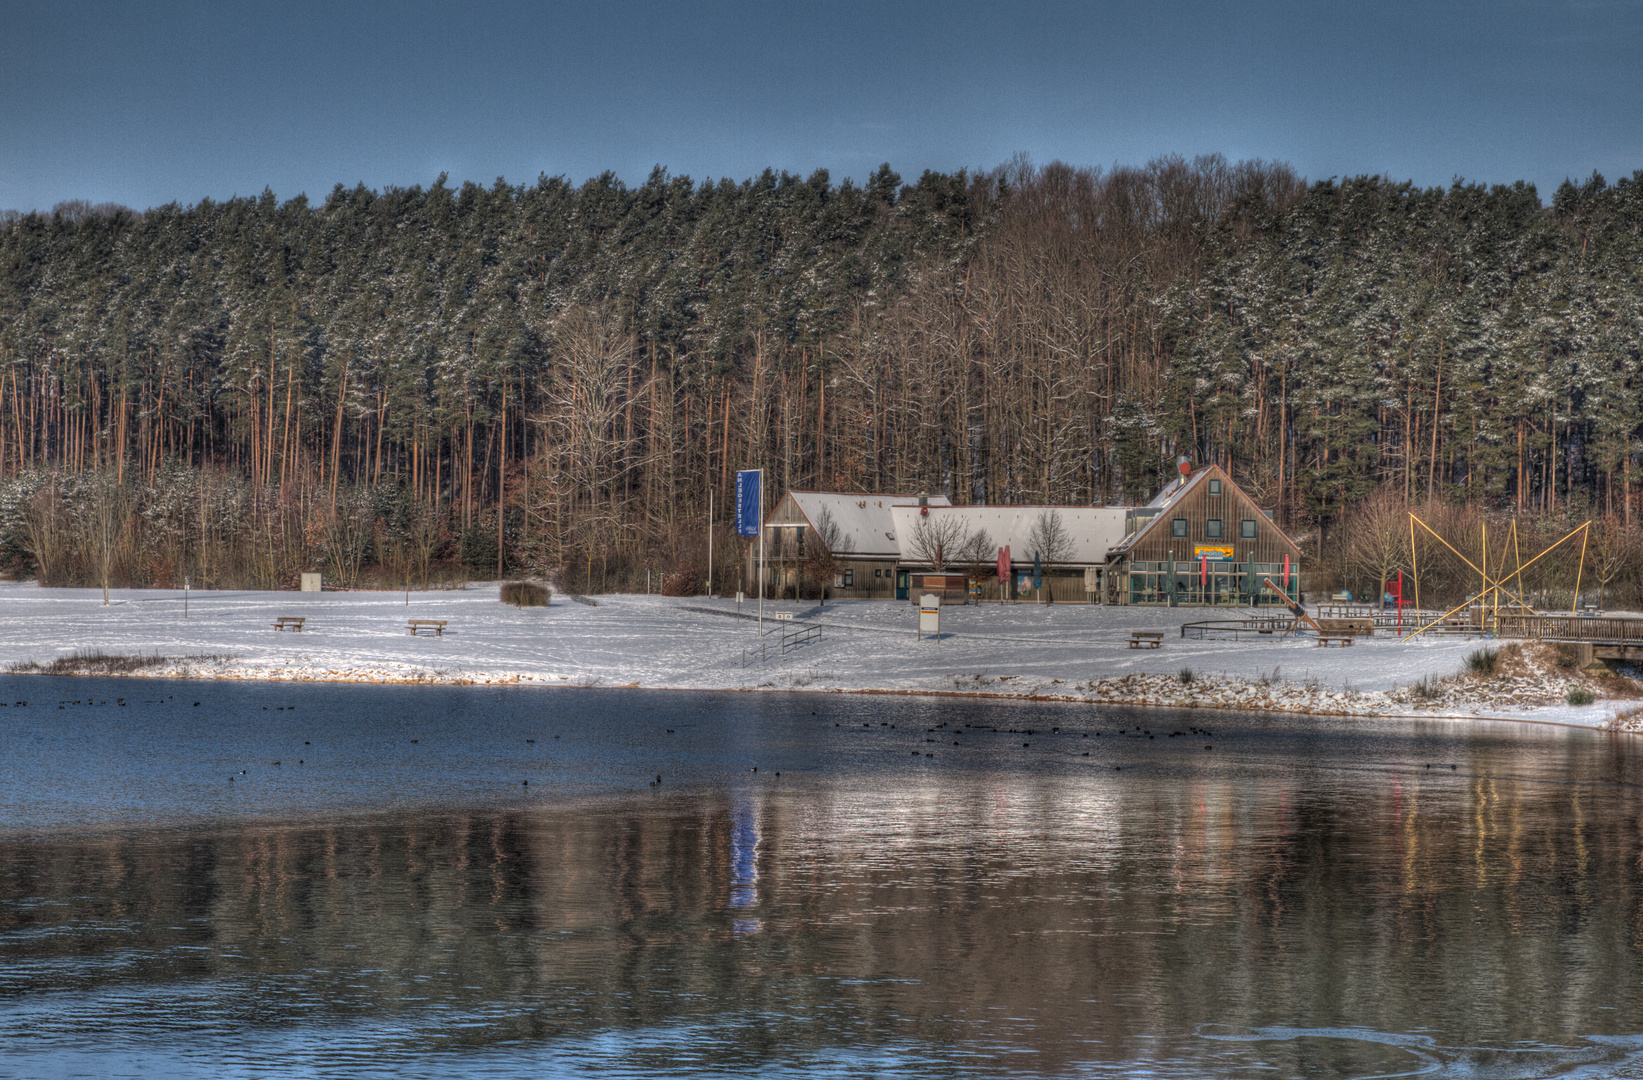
top-left (1496, 613), bottom-right (1643, 643)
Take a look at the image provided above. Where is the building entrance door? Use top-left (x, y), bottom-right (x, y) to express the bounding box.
top-left (896, 570), bottom-right (909, 600)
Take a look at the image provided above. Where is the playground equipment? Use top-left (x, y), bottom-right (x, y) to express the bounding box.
top-left (1401, 513), bottom-right (1590, 642)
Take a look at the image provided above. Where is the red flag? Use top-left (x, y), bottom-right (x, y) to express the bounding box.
top-left (997, 545), bottom-right (1010, 582)
top-left (1200, 556), bottom-right (1207, 587)
top-left (1283, 554), bottom-right (1290, 587)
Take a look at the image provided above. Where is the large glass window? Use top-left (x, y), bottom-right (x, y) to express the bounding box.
top-left (1207, 519), bottom-right (1223, 539)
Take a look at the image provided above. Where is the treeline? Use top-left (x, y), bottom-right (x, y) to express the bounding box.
top-left (1, 156), bottom-right (1640, 597)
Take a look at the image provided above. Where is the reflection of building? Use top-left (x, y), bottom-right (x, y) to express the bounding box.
top-left (730, 796), bottom-right (760, 935)
top-left (1104, 464), bottom-right (1301, 606)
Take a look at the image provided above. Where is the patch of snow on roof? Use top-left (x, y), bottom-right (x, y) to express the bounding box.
top-left (889, 505), bottom-right (1129, 567)
top-left (781, 492), bottom-right (951, 557)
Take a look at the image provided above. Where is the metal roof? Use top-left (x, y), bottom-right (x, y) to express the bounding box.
top-left (888, 505), bottom-right (1129, 568)
top-left (772, 491), bottom-right (952, 558)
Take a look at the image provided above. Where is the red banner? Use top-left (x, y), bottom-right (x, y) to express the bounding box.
top-left (997, 545), bottom-right (1010, 582)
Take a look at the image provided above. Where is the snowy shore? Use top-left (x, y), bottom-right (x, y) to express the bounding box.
top-left (0, 582), bottom-right (1628, 729)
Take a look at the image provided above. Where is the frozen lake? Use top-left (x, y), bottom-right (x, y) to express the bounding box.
top-left (4, 679), bottom-right (1643, 1077)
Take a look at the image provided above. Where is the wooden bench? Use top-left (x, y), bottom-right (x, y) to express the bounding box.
top-left (1129, 631), bottom-right (1164, 649)
top-left (407, 619), bottom-right (448, 636)
top-left (272, 616), bottom-right (306, 632)
top-left (1315, 635), bottom-right (1354, 647)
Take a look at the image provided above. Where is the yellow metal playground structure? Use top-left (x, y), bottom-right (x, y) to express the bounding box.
top-left (1402, 513), bottom-right (1591, 642)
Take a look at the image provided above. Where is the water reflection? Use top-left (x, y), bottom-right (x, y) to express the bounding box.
top-left (4, 680), bottom-right (1643, 1077)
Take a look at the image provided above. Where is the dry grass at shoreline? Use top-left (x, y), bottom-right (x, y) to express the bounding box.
top-left (6, 649), bottom-right (233, 676)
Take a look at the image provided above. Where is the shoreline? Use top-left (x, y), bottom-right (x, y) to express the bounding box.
top-left (0, 584), bottom-right (1627, 733)
top-left (2, 662), bottom-right (1622, 733)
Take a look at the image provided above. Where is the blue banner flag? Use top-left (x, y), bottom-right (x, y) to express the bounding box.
top-left (735, 470), bottom-right (762, 536)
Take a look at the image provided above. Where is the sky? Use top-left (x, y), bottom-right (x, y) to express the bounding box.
top-left (2, 0), bottom-right (1639, 213)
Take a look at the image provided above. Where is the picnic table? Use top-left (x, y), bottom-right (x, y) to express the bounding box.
top-left (407, 619), bottom-right (448, 636)
top-left (1129, 630), bottom-right (1164, 649)
top-left (272, 616), bottom-right (306, 632)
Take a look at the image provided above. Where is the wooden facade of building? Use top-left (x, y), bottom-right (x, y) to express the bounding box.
top-left (1105, 464), bottom-right (1302, 606)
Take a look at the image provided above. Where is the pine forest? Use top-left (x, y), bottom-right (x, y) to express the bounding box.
top-left (2, 156), bottom-right (1641, 601)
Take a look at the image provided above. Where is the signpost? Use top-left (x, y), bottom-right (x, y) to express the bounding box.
top-left (918, 594), bottom-right (941, 641)
top-left (736, 469), bottom-right (764, 638)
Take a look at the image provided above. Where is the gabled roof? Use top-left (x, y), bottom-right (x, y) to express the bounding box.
top-left (1108, 464), bottom-right (1301, 558)
top-left (771, 491), bottom-right (952, 558)
top-left (888, 505), bottom-right (1129, 567)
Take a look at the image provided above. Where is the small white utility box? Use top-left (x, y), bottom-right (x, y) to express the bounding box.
top-left (917, 593), bottom-right (941, 640)
top-left (300, 572), bottom-right (321, 592)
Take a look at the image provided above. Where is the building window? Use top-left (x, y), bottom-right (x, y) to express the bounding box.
top-left (1208, 479), bottom-right (1221, 495)
top-left (1241, 519), bottom-right (1256, 539)
top-left (843, 570), bottom-right (854, 586)
top-left (1207, 519), bottom-right (1223, 539)
top-left (1171, 518), bottom-right (1187, 537)
top-left (874, 568), bottom-right (883, 578)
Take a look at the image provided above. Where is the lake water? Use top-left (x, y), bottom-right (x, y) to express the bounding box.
top-left (5, 678), bottom-right (1643, 1078)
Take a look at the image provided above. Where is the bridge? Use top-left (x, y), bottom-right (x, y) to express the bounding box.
top-left (1495, 613), bottom-right (1643, 660)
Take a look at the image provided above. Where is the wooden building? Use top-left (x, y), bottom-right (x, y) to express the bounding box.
top-left (1104, 464), bottom-right (1301, 606)
top-left (759, 490), bottom-right (951, 600)
top-left (887, 504), bottom-right (1129, 602)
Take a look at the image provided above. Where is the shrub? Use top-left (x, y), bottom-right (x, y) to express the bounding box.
top-left (1465, 647), bottom-right (1501, 676)
top-left (500, 580), bottom-right (550, 607)
top-left (1178, 667), bottom-right (1195, 685)
top-left (660, 569), bottom-right (699, 596)
top-left (1567, 686), bottom-right (1596, 706)
top-left (1412, 676), bottom-right (1442, 700)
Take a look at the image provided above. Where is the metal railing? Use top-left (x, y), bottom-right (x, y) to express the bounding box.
top-left (1179, 618), bottom-right (1298, 640)
top-left (1496, 613), bottom-right (1643, 644)
top-left (741, 620), bottom-right (823, 666)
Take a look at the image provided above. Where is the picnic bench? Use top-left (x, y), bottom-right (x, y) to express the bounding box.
top-left (1317, 617), bottom-right (1374, 637)
top-left (407, 619), bottom-right (448, 636)
top-left (1129, 630), bottom-right (1164, 649)
top-left (272, 616), bottom-right (306, 632)
top-left (1315, 635), bottom-right (1355, 647)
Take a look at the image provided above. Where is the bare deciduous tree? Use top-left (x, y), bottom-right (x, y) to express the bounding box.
top-left (82, 474), bottom-right (129, 605)
top-left (905, 514), bottom-right (971, 571)
top-left (1027, 510), bottom-right (1073, 569)
top-left (802, 508), bottom-right (853, 605)
top-left (22, 479), bottom-right (65, 586)
top-left (952, 527), bottom-right (996, 603)
top-left (1588, 517), bottom-right (1635, 610)
top-left (1026, 509), bottom-right (1074, 603)
top-left (1345, 487), bottom-right (1409, 608)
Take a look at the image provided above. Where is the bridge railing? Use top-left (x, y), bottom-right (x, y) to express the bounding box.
top-left (1495, 613), bottom-right (1643, 643)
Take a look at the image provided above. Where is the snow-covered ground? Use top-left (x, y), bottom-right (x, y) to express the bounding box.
top-left (0, 582), bottom-right (1626, 728)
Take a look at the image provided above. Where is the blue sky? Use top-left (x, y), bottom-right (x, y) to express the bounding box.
top-left (2, 0), bottom-right (1639, 211)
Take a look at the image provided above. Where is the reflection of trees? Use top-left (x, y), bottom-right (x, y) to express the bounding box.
top-left (4, 748), bottom-right (1643, 1068)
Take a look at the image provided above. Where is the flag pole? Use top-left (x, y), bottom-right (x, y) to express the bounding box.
top-left (757, 469), bottom-right (764, 638)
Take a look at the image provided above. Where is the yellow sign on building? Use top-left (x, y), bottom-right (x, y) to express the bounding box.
top-left (1194, 545), bottom-right (1235, 561)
